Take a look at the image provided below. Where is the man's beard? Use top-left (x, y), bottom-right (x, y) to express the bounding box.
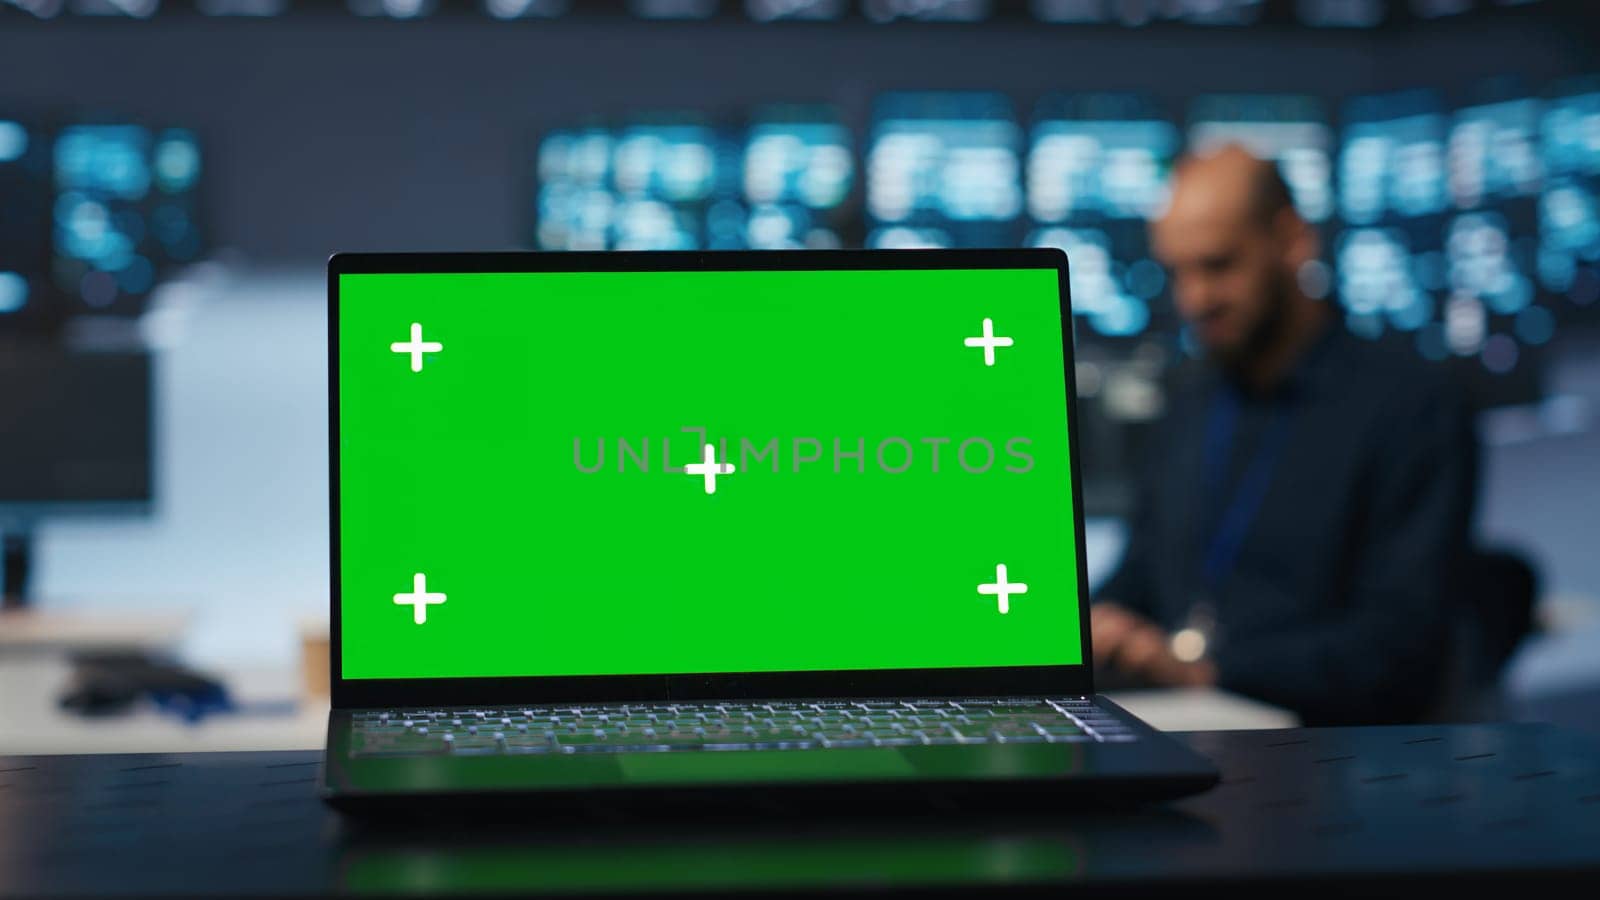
top-left (1211, 267), bottom-right (1296, 378)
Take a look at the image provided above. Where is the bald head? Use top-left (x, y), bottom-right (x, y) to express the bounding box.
top-left (1149, 144), bottom-right (1322, 372)
top-left (1162, 144), bottom-right (1297, 235)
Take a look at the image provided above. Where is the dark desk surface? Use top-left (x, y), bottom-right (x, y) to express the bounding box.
top-left (3, 723), bottom-right (1599, 897)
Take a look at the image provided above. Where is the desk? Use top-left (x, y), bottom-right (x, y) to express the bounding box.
top-left (1106, 687), bottom-right (1297, 731)
top-left (0, 610), bottom-right (190, 653)
top-left (1, 724), bottom-right (1596, 896)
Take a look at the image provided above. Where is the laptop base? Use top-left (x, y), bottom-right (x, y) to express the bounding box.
top-left (324, 696), bottom-right (1219, 814)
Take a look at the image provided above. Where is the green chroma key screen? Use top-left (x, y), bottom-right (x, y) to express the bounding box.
top-left (337, 266), bottom-right (1082, 680)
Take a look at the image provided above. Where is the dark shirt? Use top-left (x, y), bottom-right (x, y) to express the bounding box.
top-left (1098, 324), bottom-right (1479, 726)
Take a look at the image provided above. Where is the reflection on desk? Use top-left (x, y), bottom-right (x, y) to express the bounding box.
top-left (1, 724), bottom-right (1597, 896)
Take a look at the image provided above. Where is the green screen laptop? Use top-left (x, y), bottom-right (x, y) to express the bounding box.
top-left (322, 250), bottom-right (1217, 811)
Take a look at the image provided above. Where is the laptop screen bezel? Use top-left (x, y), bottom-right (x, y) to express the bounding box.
top-left (328, 249), bottom-right (1096, 709)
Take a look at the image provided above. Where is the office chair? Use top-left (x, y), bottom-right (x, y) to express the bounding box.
top-left (1429, 547), bottom-right (1539, 722)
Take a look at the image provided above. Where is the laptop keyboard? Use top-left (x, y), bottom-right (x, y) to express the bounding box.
top-left (349, 698), bottom-right (1138, 757)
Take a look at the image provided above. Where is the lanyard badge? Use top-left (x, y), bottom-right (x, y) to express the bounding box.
top-left (1178, 387), bottom-right (1295, 663)
top-left (1171, 599), bottom-right (1216, 664)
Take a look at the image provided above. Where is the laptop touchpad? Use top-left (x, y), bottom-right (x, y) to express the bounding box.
top-left (618, 749), bottom-right (917, 785)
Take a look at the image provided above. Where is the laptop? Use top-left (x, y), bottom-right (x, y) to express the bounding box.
top-left (321, 249), bottom-right (1219, 812)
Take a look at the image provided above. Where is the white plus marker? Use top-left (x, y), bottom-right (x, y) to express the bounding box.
top-left (963, 317), bottom-right (1014, 366)
top-left (683, 443), bottom-right (736, 495)
top-left (978, 564), bottom-right (1028, 614)
top-left (390, 322), bottom-right (443, 373)
top-left (394, 572), bottom-right (447, 625)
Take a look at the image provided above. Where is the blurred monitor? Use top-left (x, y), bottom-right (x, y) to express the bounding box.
top-left (741, 106), bottom-right (854, 250)
top-left (612, 117), bottom-right (731, 250)
top-left (1539, 79), bottom-right (1600, 322)
top-left (52, 123), bottom-right (203, 317)
top-left (1024, 94), bottom-right (1179, 343)
top-left (1439, 89), bottom-right (1546, 402)
top-left (1340, 90), bottom-right (1450, 226)
top-left (1334, 90), bottom-right (1451, 348)
top-left (534, 109), bottom-right (850, 252)
top-left (534, 126), bottom-right (615, 251)
top-left (0, 343), bottom-right (152, 524)
top-left (865, 92), bottom-right (1023, 249)
top-left (0, 112), bottom-right (54, 330)
top-left (148, 128), bottom-right (205, 268)
top-left (534, 116), bottom-right (733, 251)
top-left (524, 78), bottom-right (1583, 417)
top-left (1447, 95), bottom-right (1543, 208)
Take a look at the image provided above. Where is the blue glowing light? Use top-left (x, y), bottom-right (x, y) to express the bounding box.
top-left (154, 130), bottom-right (201, 193)
top-left (1335, 227), bottom-right (1437, 330)
top-left (0, 271), bottom-right (27, 313)
top-left (0, 121), bottom-right (27, 163)
top-left (866, 226), bottom-right (952, 249)
top-left (55, 125), bottom-right (152, 199)
top-left (1542, 91), bottom-right (1600, 178)
top-left (1447, 211), bottom-right (1533, 315)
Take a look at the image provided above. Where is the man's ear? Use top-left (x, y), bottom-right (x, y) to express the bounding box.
top-left (1275, 207), bottom-right (1320, 272)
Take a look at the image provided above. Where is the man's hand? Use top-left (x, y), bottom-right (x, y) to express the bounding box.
top-left (1091, 602), bottom-right (1218, 688)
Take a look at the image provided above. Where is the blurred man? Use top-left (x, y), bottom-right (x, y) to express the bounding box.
top-left (1093, 145), bottom-right (1478, 725)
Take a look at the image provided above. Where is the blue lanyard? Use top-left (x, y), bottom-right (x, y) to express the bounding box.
top-left (1199, 387), bottom-right (1294, 589)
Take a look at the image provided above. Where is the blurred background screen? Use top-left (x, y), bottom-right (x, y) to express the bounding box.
top-left (0, 345), bottom-right (151, 512)
top-left (865, 91), bottom-right (1024, 250)
top-left (1, 0), bottom-right (1598, 734)
top-left (0, 110), bottom-right (53, 329)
